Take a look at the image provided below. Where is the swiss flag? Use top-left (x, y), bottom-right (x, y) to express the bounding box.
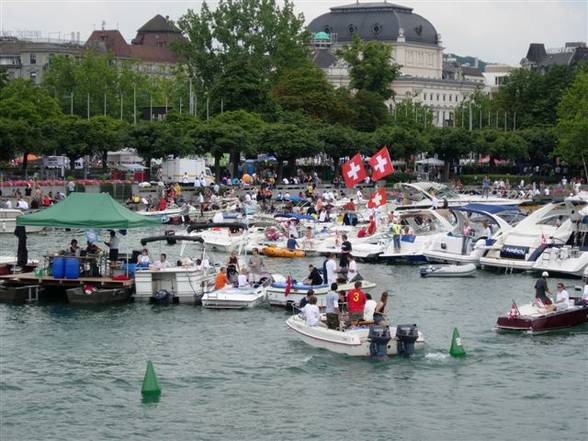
top-left (367, 187), bottom-right (387, 208)
top-left (368, 146), bottom-right (394, 181)
top-left (284, 274), bottom-right (293, 297)
top-left (341, 153), bottom-right (367, 188)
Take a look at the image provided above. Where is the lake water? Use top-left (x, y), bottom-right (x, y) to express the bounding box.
top-left (1, 228), bottom-right (587, 440)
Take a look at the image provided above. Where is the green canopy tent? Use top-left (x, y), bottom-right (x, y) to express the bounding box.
top-left (17, 193), bottom-right (161, 229)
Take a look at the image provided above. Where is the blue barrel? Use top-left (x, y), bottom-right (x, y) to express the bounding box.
top-left (52, 257), bottom-right (66, 279)
top-left (123, 263), bottom-right (137, 278)
top-left (64, 257), bottom-right (80, 279)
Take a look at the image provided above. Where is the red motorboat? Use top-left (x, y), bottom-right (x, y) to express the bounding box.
top-left (496, 300), bottom-right (588, 333)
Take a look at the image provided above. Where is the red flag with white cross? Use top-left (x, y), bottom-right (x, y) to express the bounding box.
top-left (341, 153), bottom-right (367, 188)
top-left (368, 146), bottom-right (394, 181)
top-left (367, 187), bottom-right (387, 208)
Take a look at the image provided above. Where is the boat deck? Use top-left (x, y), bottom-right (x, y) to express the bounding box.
top-left (0, 272), bottom-right (134, 288)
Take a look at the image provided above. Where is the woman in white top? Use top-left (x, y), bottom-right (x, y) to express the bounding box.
top-left (138, 248), bottom-right (151, 267)
top-left (237, 269), bottom-right (250, 288)
top-left (347, 255), bottom-right (358, 282)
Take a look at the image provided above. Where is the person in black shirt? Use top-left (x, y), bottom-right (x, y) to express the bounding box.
top-left (535, 271), bottom-right (554, 309)
top-left (299, 289), bottom-right (314, 309)
top-left (340, 234), bottom-right (352, 268)
top-left (304, 265), bottom-right (323, 286)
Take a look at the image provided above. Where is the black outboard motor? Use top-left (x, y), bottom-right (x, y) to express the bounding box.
top-left (151, 289), bottom-right (172, 304)
top-left (368, 325), bottom-right (391, 358)
top-left (396, 324), bottom-right (419, 357)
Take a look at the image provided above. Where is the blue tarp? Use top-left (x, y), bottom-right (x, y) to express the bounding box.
top-left (274, 213), bottom-right (314, 220)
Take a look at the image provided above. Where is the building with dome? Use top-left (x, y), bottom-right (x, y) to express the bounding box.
top-left (308, 2), bottom-right (481, 126)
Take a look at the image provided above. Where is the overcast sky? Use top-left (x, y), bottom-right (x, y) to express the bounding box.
top-left (1, 0), bottom-right (586, 65)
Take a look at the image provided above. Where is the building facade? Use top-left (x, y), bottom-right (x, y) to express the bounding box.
top-left (85, 15), bottom-right (183, 77)
top-left (0, 35), bottom-right (84, 84)
top-left (521, 41), bottom-right (588, 73)
top-left (308, 2), bottom-right (482, 126)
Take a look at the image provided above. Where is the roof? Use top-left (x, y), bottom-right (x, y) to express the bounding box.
top-left (308, 1), bottom-right (438, 45)
top-left (137, 15), bottom-right (180, 33)
top-left (85, 30), bottom-right (132, 57)
top-left (129, 45), bottom-right (177, 63)
top-left (17, 193), bottom-right (161, 229)
top-left (461, 66), bottom-right (484, 77)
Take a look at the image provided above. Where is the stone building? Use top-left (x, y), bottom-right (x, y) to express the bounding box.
top-left (308, 2), bottom-right (482, 126)
top-left (0, 34), bottom-right (84, 84)
top-left (85, 15), bottom-right (183, 77)
top-left (521, 41), bottom-right (588, 74)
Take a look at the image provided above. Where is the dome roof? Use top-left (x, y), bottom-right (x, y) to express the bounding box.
top-left (308, 2), bottom-right (438, 46)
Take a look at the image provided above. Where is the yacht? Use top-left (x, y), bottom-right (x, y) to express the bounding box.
top-left (392, 182), bottom-right (525, 210)
top-left (424, 204), bottom-right (525, 265)
top-left (480, 195), bottom-right (588, 273)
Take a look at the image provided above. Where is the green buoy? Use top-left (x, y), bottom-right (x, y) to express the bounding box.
top-left (449, 327), bottom-right (466, 357)
top-left (141, 361), bottom-right (161, 398)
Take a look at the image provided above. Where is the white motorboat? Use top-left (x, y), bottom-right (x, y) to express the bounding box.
top-left (480, 195), bottom-right (588, 272)
top-left (531, 204), bottom-right (588, 277)
top-left (266, 274), bottom-right (376, 307)
top-left (393, 182), bottom-right (526, 210)
top-left (419, 263), bottom-right (477, 278)
top-left (286, 315), bottom-right (425, 357)
top-left (187, 221), bottom-right (250, 253)
top-left (134, 265), bottom-right (217, 303)
top-left (361, 209), bottom-right (454, 263)
top-left (201, 285), bottom-right (268, 309)
top-left (424, 204), bottom-right (523, 265)
top-left (0, 209), bottom-right (44, 234)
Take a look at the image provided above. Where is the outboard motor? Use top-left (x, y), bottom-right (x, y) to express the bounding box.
top-left (396, 324), bottom-right (419, 357)
top-left (151, 289), bottom-right (172, 304)
top-left (368, 325), bottom-right (391, 358)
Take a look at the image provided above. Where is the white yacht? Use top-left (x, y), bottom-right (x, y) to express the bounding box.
top-left (134, 265), bottom-right (217, 303)
top-left (201, 285), bottom-right (268, 309)
top-left (393, 182), bottom-right (525, 210)
top-left (424, 204), bottom-right (524, 265)
top-left (480, 195), bottom-right (588, 273)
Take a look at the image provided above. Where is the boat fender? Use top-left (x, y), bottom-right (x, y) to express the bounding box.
top-left (368, 325), bottom-right (391, 358)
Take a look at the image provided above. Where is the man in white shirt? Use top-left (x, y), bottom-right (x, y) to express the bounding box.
top-left (363, 293), bottom-right (377, 321)
top-left (16, 198), bottom-right (29, 210)
top-left (152, 253), bottom-right (171, 270)
top-left (193, 178), bottom-right (201, 189)
top-left (325, 283), bottom-right (339, 329)
top-left (347, 255), bottom-right (358, 282)
top-left (182, 173), bottom-right (190, 184)
top-left (325, 253), bottom-right (338, 286)
top-left (237, 269), bottom-right (250, 288)
top-left (301, 295), bottom-right (321, 327)
top-left (4, 199), bottom-right (12, 209)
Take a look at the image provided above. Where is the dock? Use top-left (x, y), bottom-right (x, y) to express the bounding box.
top-left (0, 272), bottom-right (134, 288)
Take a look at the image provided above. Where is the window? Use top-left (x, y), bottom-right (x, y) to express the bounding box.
top-left (436, 94), bottom-right (439, 101)
top-left (29, 54), bottom-right (36, 64)
top-left (449, 95), bottom-right (452, 102)
top-left (443, 94), bottom-right (446, 101)
top-left (430, 93), bottom-right (433, 100)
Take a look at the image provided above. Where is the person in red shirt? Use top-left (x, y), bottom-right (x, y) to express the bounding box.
top-left (347, 281), bottom-right (366, 324)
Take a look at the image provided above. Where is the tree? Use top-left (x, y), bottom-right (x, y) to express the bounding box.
top-left (41, 116), bottom-right (92, 169)
top-left (392, 100), bottom-right (434, 130)
top-left (0, 79), bottom-right (62, 173)
top-left (0, 68), bottom-right (8, 91)
top-left (318, 124), bottom-right (359, 174)
top-left (476, 129), bottom-right (528, 168)
top-left (271, 64), bottom-right (354, 124)
top-left (371, 125), bottom-right (428, 166)
top-left (127, 122), bottom-right (177, 180)
top-left (350, 90), bottom-right (390, 132)
top-left (174, 0), bottom-right (309, 96)
top-left (427, 128), bottom-right (474, 179)
top-left (337, 35), bottom-right (400, 100)
top-left (555, 71), bottom-right (588, 177)
top-left (257, 122), bottom-right (321, 179)
top-left (518, 127), bottom-right (557, 166)
top-left (85, 116), bottom-right (128, 169)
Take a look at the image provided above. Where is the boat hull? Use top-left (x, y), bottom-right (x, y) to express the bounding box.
top-left (201, 287), bottom-right (267, 309)
top-left (420, 263), bottom-right (477, 278)
top-left (267, 279), bottom-right (376, 307)
top-left (286, 315), bottom-right (425, 357)
top-left (66, 287), bottom-right (131, 306)
top-left (134, 267), bottom-right (216, 303)
top-left (496, 305), bottom-right (588, 332)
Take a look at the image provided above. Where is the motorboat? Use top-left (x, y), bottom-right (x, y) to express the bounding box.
top-left (66, 286), bottom-right (131, 306)
top-left (392, 182), bottom-right (526, 210)
top-left (134, 233), bottom-right (218, 303)
top-left (188, 222), bottom-right (249, 253)
top-left (0, 209), bottom-right (44, 234)
top-left (201, 284), bottom-right (268, 309)
top-left (286, 315), bottom-right (424, 357)
top-left (355, 209), bottom-right (454, 263)
top-left (480, 195), bottom-right (588, 272)
top-left (266, 274), bottom-right (376, 308)
top-left (424, 204), bottom-right (524, 265)
top-left (419, 263), bottom-right (477, 278)
top-left (495, 300), bottom-right (588, 333)
top-left (531, 203), bottom-right (588, 277)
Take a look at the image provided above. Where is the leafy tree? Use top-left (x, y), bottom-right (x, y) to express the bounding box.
top-left (371, 125), bottom-right (428, 165)
top-left (351, 90), bottom-right (390, 132)
top-left (271, 64), bottom-right (354, 124)
top-left (127, 122), bottom-right (177, 180)
top-left (555, 71), bottom-right (588, 177)
top-left (337, 35), bottom-right (400, 100)
top-left (86, 116), bottom-right (128, 169)
top-left (318, 124), bottom-right (359, 173)
top-left (0, 68), bottom-right (8, 91)
top-left (41, 116), bottom-right (92, 168)
top-left (0, 79), bottom-right (62, 173)
top-left (476, 129), bottom-right (528, 168)
top-left (392, 100), bottom-right (434, 130)
top-left (427, 128), bottom-right (474, 179)
top-left (518, 127), bottom-right (557, 166)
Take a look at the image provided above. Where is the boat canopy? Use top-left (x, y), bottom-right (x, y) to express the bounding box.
top-left (274, 213), bottom-right (314, 220)
top-left (452, 203), bottom-right (520, 215)
top-left (16, 193), bottom-right (161, 229)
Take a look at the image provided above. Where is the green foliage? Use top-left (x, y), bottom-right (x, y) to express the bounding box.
top-left (476, 129), bottom-right (528, 164)
top-left (392, 100), bottom-right (434, 130)
top-left (0, 68), bottom-right (8, 91)
top-left (371, 125), bottom-right (428, 161)
top-left (555, 71), bottom-right (588, 167)
top-left (351, 90), bottom-right (390, 132)
top-left (337, 35), bottom-right (400, 100)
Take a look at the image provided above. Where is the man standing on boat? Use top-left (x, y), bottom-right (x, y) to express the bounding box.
top-left (390, 218), bottom-right (402, 252)
top-left (347, 281), bottom-right (366, 325)
top-left (325, 283), bottom-right (339, 329)
top-left (534, 272), bottom-right (554, 309)
top-left (106, 230), bottom-right (120, 264)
